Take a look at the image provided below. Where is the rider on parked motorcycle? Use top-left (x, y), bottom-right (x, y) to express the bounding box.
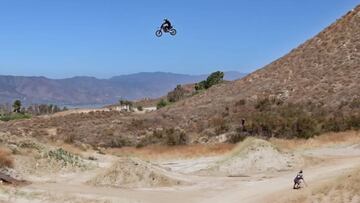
top-left (293, 170), bottom-right (305, 189)
top-left (161, 18), bottom-right (172, 32)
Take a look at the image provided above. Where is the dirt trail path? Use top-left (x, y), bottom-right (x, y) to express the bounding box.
top-left (203, 157), bottom-right (360, 203)
top-left (21, 146), bottom-right (360, 203)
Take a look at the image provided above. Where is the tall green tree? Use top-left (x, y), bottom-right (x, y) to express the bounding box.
top-left (195, 71), bottom-right (224, 91)
top-left (12, 100), bottom-right (22, 113)
top-left (205, 71), bottom-right (224, 89)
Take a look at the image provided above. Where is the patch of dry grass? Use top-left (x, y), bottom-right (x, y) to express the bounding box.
top-left (54, 143), bottom-right (86, 157)
top-left (0, 148), bottom-right (14, 168)
top-left (106, 143), bottom-right (235, 160)
top-left (270, 131), bottom-right (360, 151)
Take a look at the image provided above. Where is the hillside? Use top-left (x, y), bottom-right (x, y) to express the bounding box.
top-left (145, 5), bottom-right (360, 142)
top-left (158, 5), bottom-right (360, 120)
top-left (0, 71), bottom-right (246, 105)
top-left (176, 5), bottom-right (359, 108)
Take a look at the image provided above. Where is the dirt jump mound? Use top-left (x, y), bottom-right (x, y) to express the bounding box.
top-left (88, 157), bottom-right (183, 188)
top-left (200, 138), bottom-right (300, 176)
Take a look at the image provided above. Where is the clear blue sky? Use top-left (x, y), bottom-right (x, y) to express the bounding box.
top-left (0, 0), bottom-right (359, 78)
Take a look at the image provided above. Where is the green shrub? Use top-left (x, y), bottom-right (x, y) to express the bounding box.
top-left (0, 113), bottom-right (31, 122)
top-left (346, 115), bottom-right (360, 130)
top-left (19, 140), bottom-right (44, 152)
top-left (195, 81), bottom-right (206, 91)
top-left (195, 71), bottom-right (224, 91)
top-left (47, 148), bottom-right (85, 168)
top-left (293, 117), bottom-right (318, 139)
top-left (12, 100), bottom-right (22, 113)
top-left (244, 101), bottom-right (323, 138)
top-left (205, 71), bottom-right (224, 89)
top-left (349, 98), bottom-right (360, 109)
top-left (240, 98), bottom-right (360, 139)
top-left (157, 99), bottom-right (169, 109)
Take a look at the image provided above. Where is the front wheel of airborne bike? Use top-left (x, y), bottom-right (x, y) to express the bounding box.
top-left (169, 28), bottom-right (177, 36)
top-left (155, 30), bottom-right (163, 37)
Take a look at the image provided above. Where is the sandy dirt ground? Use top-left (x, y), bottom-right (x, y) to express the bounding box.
top-left (1, 138), bottom-right (360, 203)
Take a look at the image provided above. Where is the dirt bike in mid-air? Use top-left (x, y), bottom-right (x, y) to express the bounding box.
top-left (155, 26), bottom-right (177, 37)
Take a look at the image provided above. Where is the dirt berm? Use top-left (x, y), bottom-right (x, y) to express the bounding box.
top-left (88, 157), bottom-right (184, 188)
top-left (199, 138), bottom-right (302, 176)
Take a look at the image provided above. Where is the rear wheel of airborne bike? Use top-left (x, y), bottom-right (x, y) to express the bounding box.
top-left (169, 28), bottom-right (177, 36)
top-left (155, 30), bottom-right (163, 37)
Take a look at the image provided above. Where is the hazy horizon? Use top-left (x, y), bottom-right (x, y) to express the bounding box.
top-left (0, 70), bottom-right (246, 80)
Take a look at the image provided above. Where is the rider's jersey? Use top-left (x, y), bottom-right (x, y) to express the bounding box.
top-left (294, 173), bottom-right (303, 181)
top-left (162, 20), bottom-right (172, 29)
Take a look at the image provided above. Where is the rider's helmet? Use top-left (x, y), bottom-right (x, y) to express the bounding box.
top-left (299, 170), bottom-right (303, 174)
top-left (164, 18), bottom-right (168, 22)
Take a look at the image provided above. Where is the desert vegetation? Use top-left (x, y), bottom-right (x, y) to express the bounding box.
top-left (167, 85), bottom-right (187, 103)
top-left (0, 100), bottom-right (66, 122)
top-left (0, 113), bottom-right (31, 122)
top-left (156, 99), bottom-right (169, 109)
top-left (244, 98), bottom-right (360, 138)
top-left (136, 127), bottom-right (188, 147)
top-left (195, 71), bottom-right (224, 91)
top-left (0, 100), bottom-right (30, 121)
top-left (0, 97), bottom-right (358, 148)
top-left (156, 71), bottom-right (226, 109)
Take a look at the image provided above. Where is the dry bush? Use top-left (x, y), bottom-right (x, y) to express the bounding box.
top-left (235, 99), bottom-right (246, 106)
top-left (0, 148), bottom-right (14, 168)
top-left (136, 128), bottom-right (188, 147)
top-left (109, 136), bottom-right (132, 148)
top-left (55, 143), bottom-right (85, 155)
top-left (243, 98), bottom-right (360, 139)
top-left (209, 116), bottom-right (229, 135)
top-left (64, 133), bottom-right (76, 144)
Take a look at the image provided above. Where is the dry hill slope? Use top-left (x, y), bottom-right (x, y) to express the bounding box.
top-left (144, 4), bottom-right (360, 142)
top-left (165, 5), bottom-right (360, 113)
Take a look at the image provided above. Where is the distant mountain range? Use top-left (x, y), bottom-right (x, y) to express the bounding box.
top-left (0, 71), bottom-right (246, 105)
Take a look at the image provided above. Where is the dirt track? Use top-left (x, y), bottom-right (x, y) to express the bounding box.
top-left (14, 143), bottom-right (360, 203)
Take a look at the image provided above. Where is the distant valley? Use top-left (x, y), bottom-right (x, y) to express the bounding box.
top-left (0, 71), bottom-right (246, 106)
